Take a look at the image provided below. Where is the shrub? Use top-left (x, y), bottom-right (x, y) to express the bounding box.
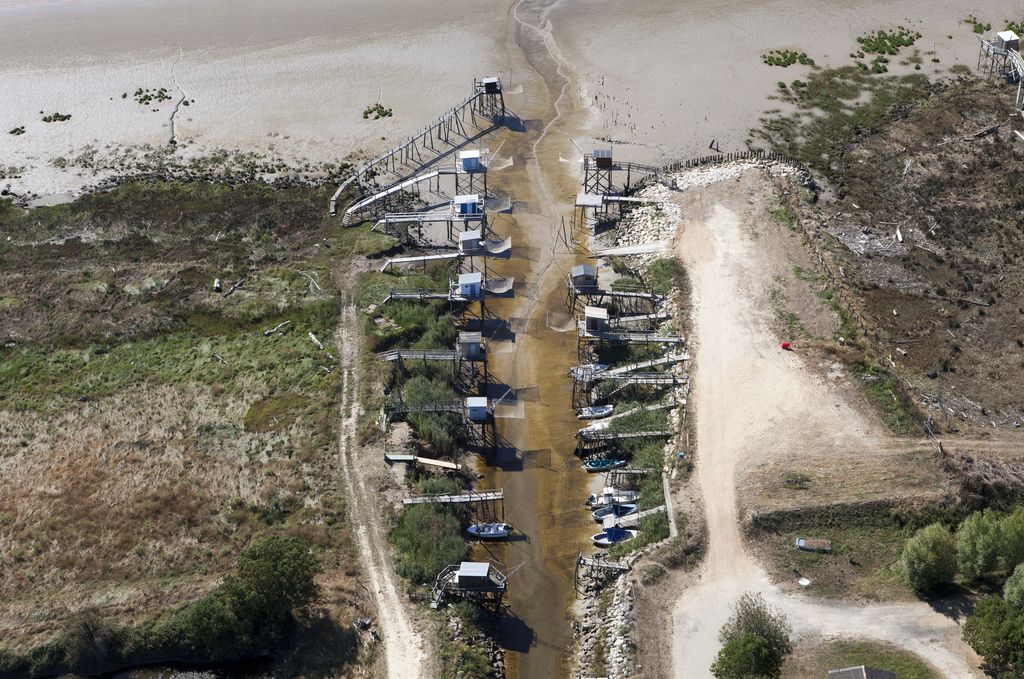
top-left (390, 503), bottom-right (466, 584)
top-left (903, 523), bottom-right (957, 593)
top-left (957, 510), bottom-right (1003, 581)
top-left (963, 596), bottom-right (1024, 676)
top-left (1005, 564), bottom-right (1024, 610)
top-left (1000, 507), bottom-right (1024, 571)
top-left (717, 592), bottom-right (791, 678)
top-left (711, 631), bottom-right (777, 679)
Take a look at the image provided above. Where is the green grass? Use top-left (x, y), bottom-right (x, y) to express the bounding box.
top-left (774, 205), bottom-right (797, 232)
top-left (852, 362), bottom-right (918, 434)
top-left (0, 299), bottom-right (338, 413)
top-left (783, 639), bottom-right (939, 679)
top-left (390, 504), bottom-right (466, 585)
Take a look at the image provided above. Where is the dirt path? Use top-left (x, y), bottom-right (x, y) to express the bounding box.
top-left (334, 301), bottom-right (426, 679)
top-left (669, 172), bottom-right (982, 678)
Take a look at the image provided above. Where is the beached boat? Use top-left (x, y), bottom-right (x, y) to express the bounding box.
top-left (585, 487), bottom-right (641, 508)
top-left (568, 363), bottom-right (608, 379)
top-left (582, 458), bottom-right (627, 473)
top-left (577, 420), bottom-right (610, 436)
top-left (592, 503), bottom-right (638, 522)
top-left (577, 404), bottom-right (614, 420)
top-left (466, 522), bottom-right (512, 540)
top-left (591, 527), bottom-right (638, 547)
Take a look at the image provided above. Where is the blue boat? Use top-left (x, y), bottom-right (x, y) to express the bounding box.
top-left (582, 458), bottom-right (627, 473)
top-left (592, 527), bottom-right (638, 547)
top-left (592, 503), bottom-right (638, 522)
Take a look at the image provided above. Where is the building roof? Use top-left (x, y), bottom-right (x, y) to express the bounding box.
top-left (828, 666), bottom-right (897, 679)
top-left (457, 562), bottom-right (490, 578)
top-left (584, 305), bottom-right (609, 320)
top-left (996, 30), bottom-right (1020, 41)
top-left (459, 271), bottom-right (483, 285)
top-left (453, 194), bottom-right (481, 204)
top-left (572, 264), bottom-right (597, 278)
top-left (458, 331), bottom-right (482, 343)
top-left (480, 76), bottom-right (499, 84)
top-left (594, 148), bottom-right (613, 159)
top-left (465, 396), bottom-right (488, 408)
top-left (459, 149), bottom-right (481, 160)
top-left (460, 228), bottom-right (482, 241)
top-left (575, 192), bottom-right (604, 207)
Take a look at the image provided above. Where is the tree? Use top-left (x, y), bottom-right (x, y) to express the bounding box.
top-left (711, 632), bottom-right (776, 679)
top-left (224, 535), bottom-right (321, 643)
top-left (1000, 507), bottom-right (1024, 572)
top-left (957, 510), bottom-right (1003, 581)
top-left (903, 523), bottom-right (957, 593)
top-left (1005, 563), bottom-right (1024, 610)
top-left (716, 592), bottom-right (791, 678)
top-left (963, 596), bottom-right (1024, 677)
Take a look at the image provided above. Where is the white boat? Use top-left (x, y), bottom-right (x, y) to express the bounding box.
top-left (592, 503), bottom-right (638, 522)
top-left (591, 527), bottom-right (638, 547)
top-left (586, 487), bottom-right (640, 508)
top-left (466, 522), bottom-right (512, 540)
top-left (577, 404), bottom-right (614, 420)
top-left (568, 363), bottom-right (609, 379)
top-left (577, 420), bottom-right (610, 436)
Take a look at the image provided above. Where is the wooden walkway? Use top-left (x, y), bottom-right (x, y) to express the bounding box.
top-left (404, 489), bottom-right (504, 506)
top-left (378, 349), bottom-right (459, 362)
top-left (604, 353), bottom-right (687, 376)
top-left (579, 429), bottom-right (672, 441)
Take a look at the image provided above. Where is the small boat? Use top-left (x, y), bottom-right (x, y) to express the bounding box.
top-left (577, 420), bottom-right (610, 436)
top-left (592, 503), bottom-right (638, 522)
top-left (592, 527), bottom-right (638, 547)
top-left (577, 404), bottom-right (614, 420)
top-left (582, 459), bottom-right (627, 473)
top-left (568, 363), bottom-right (609, 379)
top-left (585, 487), bottom-right (640, 508)
top-left (467, 523), bottom-right (512, 540)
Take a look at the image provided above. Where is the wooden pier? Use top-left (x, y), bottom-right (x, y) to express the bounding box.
top-left (332, 78), bottom-right (506, 219)
top-left (578, 429), bottom-right (672, 442)
top-left (403, 489), bottom-right (504, 506)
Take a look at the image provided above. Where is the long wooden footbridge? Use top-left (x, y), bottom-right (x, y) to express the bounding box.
top-left (331, 77), bottom-right (506, 220)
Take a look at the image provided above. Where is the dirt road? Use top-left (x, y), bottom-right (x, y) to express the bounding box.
top-left (334, 301), bottom-right (426, 679)
top-left (669, 171), bottom-right (982, 678)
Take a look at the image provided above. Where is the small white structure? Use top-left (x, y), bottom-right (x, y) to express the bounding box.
top-left (571, 264), bottom-right (598, 289)
top-left (481, 77), bottom-right (501, 94)
top-left (594, 148), bottom-right (613, 169)
top-left (584, 306), bottom-right (609, 334)
top-left (996, 30), bottom-right (1021, 51)
top-left (465, 396), bottom-right (489, 422)
top-left (459, 229), bottom-right (483, 254)
top-left (459, 150), bottom-right (483, 173)
top-left (457, 271), bottom-right (483, 298)
top-left (457, 331), bottom-right (485, 360)
top-left (454, 194), bottom-right (483, 217)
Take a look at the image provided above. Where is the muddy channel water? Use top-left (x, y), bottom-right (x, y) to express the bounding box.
top-left (473, 2), bottom-right (596, 677)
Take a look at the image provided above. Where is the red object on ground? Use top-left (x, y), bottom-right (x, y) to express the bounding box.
top-left (781, 342), bottom-right (792, 351)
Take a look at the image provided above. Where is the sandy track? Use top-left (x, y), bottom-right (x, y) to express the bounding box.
top-left (669, 174), bottom-right (982, 678)
top-left (334, 301), bottom-right (425, 679)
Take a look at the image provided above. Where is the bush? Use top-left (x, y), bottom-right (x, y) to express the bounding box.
top-left (963, 596), bottom-right (1024, 676)
top-left (1005, 564), bottom-right (1024, 610)
top-left (903, 523), bottom-right (957, 593)
top-left (1000, 507), bottom-right (1024, 571)
top-left (957, 510), bottom-right (1003, 581)
top-left (715, 592), bottom-right (791, 678)
top-left (711, 632), bottom-right (777, 679)
top-left (390, 504), bottom-right (466, 584)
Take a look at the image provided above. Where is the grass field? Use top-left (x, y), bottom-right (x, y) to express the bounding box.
top-left (0, 183), bottom-right (375, 675)
top-left (782, 638), bottom-right (940, 679)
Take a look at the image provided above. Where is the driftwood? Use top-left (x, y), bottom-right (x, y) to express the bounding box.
top-left (309, 332), bottom-right (324, 350)
top-left (263, 320), bottom-right (291, 336)
top-left (963, 118), bottom-right (1010, 140)
top-left (299, 271), bottom-right (323, 294)
top-left (224, 278), bottom-right (246, 297)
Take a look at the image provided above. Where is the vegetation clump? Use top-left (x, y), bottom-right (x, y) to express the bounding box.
top-left (712, 593), bottom-right (792, 678)
top-left (8, 126), bottom-right (25, 136)
top-left (902, 522), bottom-right (957, 593)
top-left (856, 27), bottom-right (921, 55)
top-left (963, 15), bottom-right (992, 34)
top-left (362, 103), bottom-right (393, 120)
top-left (762, 49), bottom-right (815, 68)
top-left (390, 503), bottom-right (466, 585)
top-left (132, 87), bottom-right (173, 105)
top-left (41, 112), bottom-right (72, 123)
